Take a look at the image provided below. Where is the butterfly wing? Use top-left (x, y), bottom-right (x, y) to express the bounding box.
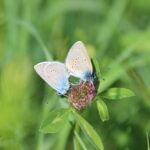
top-left (34, 62), bottom-right (69, 94)
top-left (65, 41), bottom-right (93, 80)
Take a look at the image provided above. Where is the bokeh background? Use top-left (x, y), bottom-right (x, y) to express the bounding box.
top-left (0, 0), bottom-right (150, 150)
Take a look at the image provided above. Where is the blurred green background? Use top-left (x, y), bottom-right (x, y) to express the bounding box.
top-left (0, 0), bottom-right (150, 150)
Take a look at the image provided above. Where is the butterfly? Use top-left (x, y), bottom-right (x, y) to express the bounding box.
top-left (65, 41), bottom-right (94, 82)
top-left (34, 62), bottom-right (69, 95)
top-left (34, 41), bottom-right (94, 94)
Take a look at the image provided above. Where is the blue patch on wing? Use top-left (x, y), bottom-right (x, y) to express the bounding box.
top-left (55, 75), bottom-right (69, 94)
top-left (84, 71), bottom-right (95, 81)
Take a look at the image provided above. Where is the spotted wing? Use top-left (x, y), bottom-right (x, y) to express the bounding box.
top-left (34, 62), bottom-right (69, 94)
top-left (65, 41), bottom-right (93, 80)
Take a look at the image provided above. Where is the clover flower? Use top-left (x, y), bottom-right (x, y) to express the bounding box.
top-left (68, 81), bottom-right (96, 110)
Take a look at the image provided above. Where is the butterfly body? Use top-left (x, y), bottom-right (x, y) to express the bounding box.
top-left (84, 72), bottom-right (95, 81)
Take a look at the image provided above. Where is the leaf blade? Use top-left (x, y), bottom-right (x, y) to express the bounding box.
top-left (97, 100), bottom-right (109, 122)
top-left (74, 130), bottom-right (88, 150)
top-left (40, 108), bottom-right (70, 133)
top-left (72, 110), bottom-right (104, 150)
top-left (100, 88), bottom-right (135, 100)
top-left (92, 57), bottom-right (101, 89)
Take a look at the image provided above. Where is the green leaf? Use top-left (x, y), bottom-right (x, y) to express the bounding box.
top-left (40, 108), bottom-right (71, 133)
top-left (92, 57), bottom-right (101, 89)
top-left (72, 110), bottom-right (104, 150)
top-left (73, 135), bottom-right (82, 150)
top-left (100, 88), bottom-right (135, 100)
top-left (97, 100), bottom-right (109, 122)
top-left (74, 130), bottom-right (88, 150)
top-left (146, 132), bottom-right (150, 150)
top-left (92, 57), bottom-right (101, 74)
top-left (55, 122), bottom-right (72, 150)
top-left (73, 122), bottom-right (82, 150)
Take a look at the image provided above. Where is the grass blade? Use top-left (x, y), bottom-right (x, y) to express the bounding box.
top-left (72, 110), bottom-right (104, 150)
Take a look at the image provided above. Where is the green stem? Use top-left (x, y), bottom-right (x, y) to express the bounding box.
top-left (73, 121), bottom-right (88, 150)
top-left (147, 132), bottom-right (150, 150)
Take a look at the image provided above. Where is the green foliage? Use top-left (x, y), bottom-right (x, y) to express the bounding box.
top-left (73, 110), bottom-right (104, 150)
top-left (74, 130), bottom-right (88, 150)
top-left (92, 57), bottom-right (101, 89)
top-left (40, 108), bottom-right (71, 133)
top-left (0, 0), bottom-right (150, 149)
top-left (100, 88), bottom-right (135, 100)
top-left (147, 133), bottom-right (150, 150)
top-left (96, 99), bottom-right (109, 122)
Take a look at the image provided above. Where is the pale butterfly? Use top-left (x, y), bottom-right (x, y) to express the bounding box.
top-left (65, 41), bottom-right (95, 82)
top-left (34, 62), bottom-right (69, 95)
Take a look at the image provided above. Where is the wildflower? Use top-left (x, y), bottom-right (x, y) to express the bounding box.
top-left (68, 81), bottom-right (96, 110)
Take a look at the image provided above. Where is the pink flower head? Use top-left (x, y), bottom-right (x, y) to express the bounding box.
top-left (68, 81), bottom-right (96, 110)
